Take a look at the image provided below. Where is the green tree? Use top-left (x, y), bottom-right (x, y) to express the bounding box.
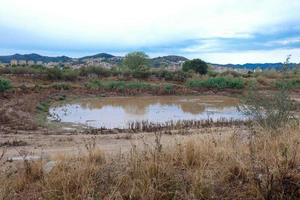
top-left (123, 52), bottom-right (149, 71)
top-left (182, 59), bottom-right (208, 74)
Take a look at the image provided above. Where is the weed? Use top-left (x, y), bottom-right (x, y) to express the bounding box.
top-left (0, 77), bottom-right (12, 92)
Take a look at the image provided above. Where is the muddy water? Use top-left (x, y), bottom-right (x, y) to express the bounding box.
top-left (48, 96), bottom-right (244, 129)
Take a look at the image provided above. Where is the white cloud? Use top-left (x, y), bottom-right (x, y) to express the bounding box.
top-left (1, 0), bottom-right (300, 45)
top-left (196, 48), bottom-right (300, 64)
top-left (0, 0), bottom-right (300, 62)
top-left (265, 37), bottom-right (300, 46)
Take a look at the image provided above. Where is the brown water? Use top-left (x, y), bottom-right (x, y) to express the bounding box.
top-left (48, 95), bottom-right (244, 128)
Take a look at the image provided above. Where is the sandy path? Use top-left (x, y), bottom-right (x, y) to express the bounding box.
top-left (0, 126), bottom-right (243, 162)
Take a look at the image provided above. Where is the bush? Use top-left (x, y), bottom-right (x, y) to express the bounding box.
top-left (132, 69), bottom-right (151, 79)
top-left (47, 68), bottom-right (63, 80)
top-left (275, 79), bottom-right (300, 89)
top-left (207, 70), bottom-right (218, 77)
top-left (152, 70), bottom-right (189, 82)
top-left (238, 87), bottom-right (297, 130)
top-left (0, 78), bottom-right (12, 92)
top-left (85, 80), bottom-right (103, 89)
top-left (182, 59), bottom-right (208, 74)
top-left (163, 84), bottom-right (174, 94)
top-left (62, 69), bottom-right (79, 81)
top-left (0, 66), bottom-right (45, 75)
top-left (80, 66), bottom-right (111, 77)
top-left (186, 77), bottom-right (244, 89)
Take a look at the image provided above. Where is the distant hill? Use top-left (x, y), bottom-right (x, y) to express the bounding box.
top-left (0, 53), bottom-right (72, 63)
top-left (152, 55), bottom-right (188, 62)
top-left (210, 63), bottom-right (298, 70)
top-left (0, 53), bottom-right (298, 70)
top-left (79, 53), bottom-right (115, 61)
top-left (150, 55), bottom-right (188, 67)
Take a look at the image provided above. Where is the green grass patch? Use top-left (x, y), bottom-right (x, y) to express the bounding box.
top-left (275, 79), bottom-right (300, 89)
top-left (85, 80), bottom-right (156, 91)
top-left (186, 77), bottom-right (244, 89)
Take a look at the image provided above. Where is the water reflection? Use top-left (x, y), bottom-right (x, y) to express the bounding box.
top-left (49, 96), bottom-right (243, 128)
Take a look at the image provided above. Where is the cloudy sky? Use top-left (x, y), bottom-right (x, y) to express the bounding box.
top-left (1, 0), bottom-right (300, 64)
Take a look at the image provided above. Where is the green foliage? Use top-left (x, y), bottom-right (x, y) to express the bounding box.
top-left (123, 52), bottom-right (149, 71)
top-left (0, 66), bottom-right (45, 75)
top-left (182, 59), bottom-right (208, 74)
top-left (85, 80), bottom-right (154, 91)
top-left (85, 80), bottom-right (103, 89)
top-left (46, 67), bottom-right (63, 80)
top-left (0, 77), bottom-right (12, 92)
top-left (152, 70), bottom-right (189, 82)
top-left (275, 79), bottom-right (300, 89)
top-left (207, 70), bottom-right (218, 77)
top-left (186, 77), bottom-right (244, 89)
top-left (79, 66), bottom-right (111, 77)
top-left (163, 84), bottom-right (174, 94)
top-left (62, 69), bottom-right (79, 81)
top-left (47, 68), bottom-right (79, 81)
top-left (132, 68), bottom-right (151, 79)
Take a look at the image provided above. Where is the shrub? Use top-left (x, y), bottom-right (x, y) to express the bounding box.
top-left (152, 70), bottom-right (189, 82)
top-left (238, 87), bottom-right (297, 131)
top-left (0, 66), bottom-right (45, 75)
top-left (132, 69), bottom-right (151, 79)
top-left (62, 69), bottom-right (79, 81)
top-left (163, 84), bottom-right (174, 94)
top-left (186, 77), bottom-right (244, 89)
top-left (275, 79), bottom-right (300, 89)
top-left (171, 71), bottom-right (189, 82)
top-left (207, 70), bottom-right (218, 77)
top-left (182, 59), bottom-right (208, 74)
top-left (85, 80), bottom-right (103, 89)
top-left (80, 66), bottom-right (111, 77)
top-left (0, 78), bottom-right (12, 92)
top-left (47, 67), bottom-right (63, 80)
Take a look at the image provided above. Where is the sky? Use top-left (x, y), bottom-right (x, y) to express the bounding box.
top-left (1, 0), bottom-right (300, 64)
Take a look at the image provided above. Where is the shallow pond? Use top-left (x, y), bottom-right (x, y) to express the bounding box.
top-left (48, 95), bottom-right (244, 129)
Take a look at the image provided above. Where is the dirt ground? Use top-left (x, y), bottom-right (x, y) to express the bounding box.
top-left (0, 126), bottom-right (246, 162)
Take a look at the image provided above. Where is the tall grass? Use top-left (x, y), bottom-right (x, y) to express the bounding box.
top-left (1, 126), bottom-right (299, 199)
top-left (186, 77), bottom-right (244, 89)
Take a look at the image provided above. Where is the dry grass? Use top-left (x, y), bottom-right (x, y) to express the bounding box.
top-left (1, 126), bottom-right (300, 200)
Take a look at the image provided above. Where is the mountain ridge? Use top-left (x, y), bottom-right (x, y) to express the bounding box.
top-left (0, 53), bottom-right (298, 70)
